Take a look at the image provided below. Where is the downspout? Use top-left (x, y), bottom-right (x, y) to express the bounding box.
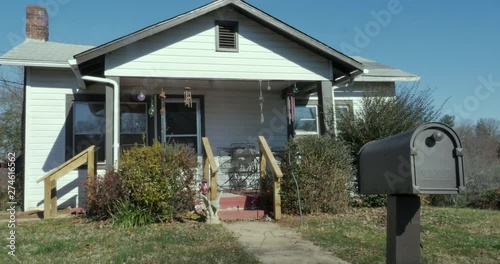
top-left (80, 76), bottom-right (120, 169)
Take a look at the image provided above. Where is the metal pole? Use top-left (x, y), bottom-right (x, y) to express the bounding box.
top-left (386, 195), bottom-right (421, 264)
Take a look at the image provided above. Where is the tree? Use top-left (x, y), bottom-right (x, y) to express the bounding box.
top-left (439, 114), bottom-right (455, 127)
top-left (335, 84), bottom-right (441, 155)
top-left (475, 118), bottom-right (500, 139)
top-left (455, 120), bottom-right (500, 195)
top-left (0, 67), bottom-right (24, 155)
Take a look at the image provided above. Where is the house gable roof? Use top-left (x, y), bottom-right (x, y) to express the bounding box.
top-left (74, 0), bottom-right (363, 79)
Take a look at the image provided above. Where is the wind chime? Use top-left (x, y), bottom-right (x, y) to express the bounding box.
top-left (259, 80), bottom-right (265, 124)
top-left (160, 89), bottom-right (167, 144)
top-left (287, 83), bottom-right (299, 125)
top-left (184, 84), bottom-right (193, 108)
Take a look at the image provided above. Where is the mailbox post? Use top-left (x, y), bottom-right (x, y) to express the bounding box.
top-left (357, 122), bottom-right (465, 264)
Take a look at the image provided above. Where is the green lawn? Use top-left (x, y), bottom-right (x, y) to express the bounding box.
top-left (0, 218), bottom-right (258, 264)
top-left (281, 207), bottom-right (500, 264)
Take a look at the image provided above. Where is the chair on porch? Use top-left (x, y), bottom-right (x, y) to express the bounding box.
top-left (218, 143), bottom-right (259, 192)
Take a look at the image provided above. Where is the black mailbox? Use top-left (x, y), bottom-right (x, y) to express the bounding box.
top-left (358, 122), bottom-right (465, 195)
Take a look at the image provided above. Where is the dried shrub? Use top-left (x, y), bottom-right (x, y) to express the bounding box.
top-left (279, 136), bottom-right (353, 215)
top-left (85, 170), bottom-right (128, 219)
top-left (467, 188), bottom-right (500, 210)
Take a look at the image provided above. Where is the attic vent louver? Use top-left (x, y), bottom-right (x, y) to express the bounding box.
top-left (216, 21), bottom-right (238, 51)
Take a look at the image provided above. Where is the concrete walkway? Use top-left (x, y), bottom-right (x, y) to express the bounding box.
top-left (225, 221), bottom-right (349, 264)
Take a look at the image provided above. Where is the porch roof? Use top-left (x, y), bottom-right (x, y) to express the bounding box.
top-left (73, 0), bottom-right (363, 81)
top-left (353, 56), bottom-right (420, 82)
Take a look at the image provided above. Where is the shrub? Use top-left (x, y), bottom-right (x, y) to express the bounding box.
top-left (334, 84), bottom-right (440, 207)
top-left (85, 170), bottom-right (128, 219)
top-left (350, 194), bottom-right (387, 207)
top-left (119, 141), bottom-right (197, 222)
top-left (467, 188), bottom-right (500, 210)
top-left (279, 136), bottom-right (353, 215)
top-left (336, 85), bottom-right (440, 155)
top-left (111, 199), bottom-right (156, 228)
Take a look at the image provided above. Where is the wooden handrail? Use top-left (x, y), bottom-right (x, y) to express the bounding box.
top-left (202, 137), bottom-right (218, 201)
top-left (37, 145), bottom-right (96, 218)
top-left (258, 136), bottom-right (283, 220)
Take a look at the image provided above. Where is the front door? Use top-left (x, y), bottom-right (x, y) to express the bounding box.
top-left (163, 98), bottom-right (202, 154)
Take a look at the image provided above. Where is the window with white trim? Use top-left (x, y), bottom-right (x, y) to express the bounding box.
top-left (335, 100), bottom-right (354, 124)
top-left (294, 105), bottom-right (319, 135)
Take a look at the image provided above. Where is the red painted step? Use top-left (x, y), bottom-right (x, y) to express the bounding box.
top-left (219, 210), bottom-right (265, 221)
top-left (219, 196), bottom-right (260, 210)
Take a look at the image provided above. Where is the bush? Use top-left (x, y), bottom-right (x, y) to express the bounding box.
top-left (119, 141), bottom-right (197, 222)
top-left (279, 136), bottom-right (353, 215)
top-left (351, 194), bottom-right (387, 207)
top-left (467, 188), bottom-right (500, 210)
top-left (336, 85), bottom-right (440, 155)
top-left (335, 85), bottom-right (440, 207)
top-left (85, 170), bottom-right (128, 219)
top-left (111, 199), bottom-right (156, 228)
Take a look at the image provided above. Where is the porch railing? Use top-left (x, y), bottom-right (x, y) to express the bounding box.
top-left (258, 136), bottom-right (283, 220)
top-left (202, 137), bottom-right (218, 201)
top-left (36, 145), bottom-right (97, 219)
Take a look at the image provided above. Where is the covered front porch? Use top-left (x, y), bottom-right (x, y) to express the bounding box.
top-left (73, 77), bottom-right (335, 171)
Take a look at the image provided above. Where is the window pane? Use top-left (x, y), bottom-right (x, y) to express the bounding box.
top-left (121, 134), bottom-right (146, 148)
top-left (121, 103), bottom-right (147, 134)
top-left (74, 102), bottom-right (105, 162)
top-left (165, 103), bottom-right (197, 135)
top-left (75, 134), bottom-right (105, 162)
top-left (335, 106), bottom-right (349, 120)
top-left (294, 106), bottom-right (317, 133)
top-left (74, 103), bottom-right (105, 134)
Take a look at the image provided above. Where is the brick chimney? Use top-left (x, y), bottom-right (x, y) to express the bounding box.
top-left (26, 6), bottom-right (49, 41)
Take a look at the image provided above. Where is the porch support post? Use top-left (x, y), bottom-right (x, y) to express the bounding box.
top-left (105, 77), bottom-right (120, 170)
top-left (317, 80), bottom-right (334, 135)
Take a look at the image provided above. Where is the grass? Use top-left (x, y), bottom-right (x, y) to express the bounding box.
top-left (280, 207), bottom-right (500, 264)
top-left (0, 217), bottom-right (258, 264)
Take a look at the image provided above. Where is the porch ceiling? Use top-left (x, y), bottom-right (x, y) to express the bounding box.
top-left (119, 77), bottom-right (316, 91)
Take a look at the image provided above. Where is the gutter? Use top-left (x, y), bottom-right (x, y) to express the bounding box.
top-left (0, 59), bottom-right (70, 68)
top-left (68, 59), bottom-right (121, 169)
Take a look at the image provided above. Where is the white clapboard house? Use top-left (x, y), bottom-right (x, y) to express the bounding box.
top-left (0, 0), bottom-right (418, 211)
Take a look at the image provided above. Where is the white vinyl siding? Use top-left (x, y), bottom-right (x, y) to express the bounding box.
top-left (334, 81), bottom-right (396, 115)
top-left (24, 68), bottom-right (101, 210)
top-left (105, 7), bottom-right (331, 81)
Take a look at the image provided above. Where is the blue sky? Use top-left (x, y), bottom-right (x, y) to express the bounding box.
top-left (0, 0), bottom-right (498, 122)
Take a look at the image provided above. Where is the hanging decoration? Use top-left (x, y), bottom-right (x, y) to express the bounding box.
top-left (267, 80), bottom-right (271, 91)
top-left (287, 83), bottom-right (298, 125)
top-left (184, 86), bottom-right (193, 108)
top-left (159, 89), bottom-right (167, 145)
top-left (159, 89), bottom-right (166, 112)
top-left (292, 82), bottom-right (300, 94)
top-left (148, 96), bottom-right (155, 117)
top-left (137, 91), bottom-right (146, 101)
top-left (259, 80), bottom-right (265, 124)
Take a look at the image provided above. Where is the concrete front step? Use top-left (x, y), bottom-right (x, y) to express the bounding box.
top-left (219, 209), bottom-right (265, 221)
top-left (219, 195), bottom-right (260, 210)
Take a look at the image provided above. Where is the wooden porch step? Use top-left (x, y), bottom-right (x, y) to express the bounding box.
top-left (219, 209), bottom-right (265, 221)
